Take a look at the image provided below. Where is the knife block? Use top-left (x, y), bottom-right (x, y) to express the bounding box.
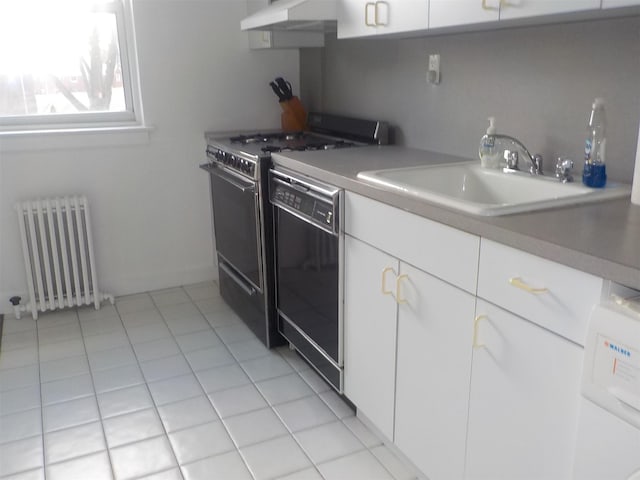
top-left (280, 96), bottom-right (307, 131)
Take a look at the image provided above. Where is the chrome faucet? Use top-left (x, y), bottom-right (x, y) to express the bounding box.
top-left (492, 134), bottom-right (544, 175)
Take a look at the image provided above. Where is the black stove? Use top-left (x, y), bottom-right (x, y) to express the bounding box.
top-left (201, 112), bottom-right (389, 349)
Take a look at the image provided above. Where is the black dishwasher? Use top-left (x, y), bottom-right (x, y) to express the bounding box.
top-left (270, 167), bottom-right (344, 392)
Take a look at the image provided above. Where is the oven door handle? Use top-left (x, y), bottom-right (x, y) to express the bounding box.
top-left (219, 261), bottom-right (257, 297)
top-left (271, 176), bottom-right (309, 193)
top-left (206, 164), bottom-right (256, 193)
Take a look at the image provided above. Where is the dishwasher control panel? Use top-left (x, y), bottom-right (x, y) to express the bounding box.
top-left (269, 168), bottom-right (341, 235)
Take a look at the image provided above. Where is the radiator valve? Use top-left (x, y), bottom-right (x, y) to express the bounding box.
top-left (9, 296), bottom-right (22, 319)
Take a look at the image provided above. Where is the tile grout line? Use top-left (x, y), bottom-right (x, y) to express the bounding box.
top-left (155, 284), bottom-right (256, 480)
top-left (117, 289), bottom-right (184, 480)
top-left (149, 284), bottom-right (314, 479)
top-left (35, 314), bottom-right (46, 480)
top-left (76, 306), bottom-right (120, 480)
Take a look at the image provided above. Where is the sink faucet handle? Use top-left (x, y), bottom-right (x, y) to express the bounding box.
top-left (531, 154), bottom-right (543, 175)
top-left (555, 157), bottom-right (574, 183)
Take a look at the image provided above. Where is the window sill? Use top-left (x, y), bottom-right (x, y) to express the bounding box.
top-left (0, 124), bottom-right (154, 153)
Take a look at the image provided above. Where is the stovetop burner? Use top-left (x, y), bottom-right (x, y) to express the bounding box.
top-left (230, 131), bottom-right (306, 145)
top-left (261, 139), bottom-right (356, 154)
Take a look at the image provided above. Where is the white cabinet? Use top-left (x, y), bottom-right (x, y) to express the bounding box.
top-left (499, 0), bottom-right (601, 20)
top-left (465, 299), bottom-right (584, 480)
top-left (337, 0), bottom-right (429, 39)
top-left (478, 238), bottom-right (603, 346)
top-left (344, 192), bottom-right (479, 480)
top-left (602, 0), bottom-right (640, 7)
top-left (395, 262), bottom-right (475, 480)
top-left (344, 235), bottom-right (399, 440)
top-left (345, 192), bottom-right (479, 294)
top-left (342, 191), bottom-right (602, 480)
top-left (429, 0), bottom-right (499, 29)
top-left (344, 237), bottom-right (476, 480)
top-left (468, 240), bottom-right (598, 479)
top-left (418, 0), bottom-right (608, 32)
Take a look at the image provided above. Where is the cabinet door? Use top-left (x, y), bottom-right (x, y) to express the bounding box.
top-left (499, 0), bottom-right (601, 20)
top-left (337, 0), bottom-right (376, 38)
top-left (377, 0), bottom-right (429, 35)
top-left (344, 235), bottom-right (399, 440)
top-left (394, 262), bottom-right (476, 480)
top-left (430, 0), bottom-right (499, 29)
top-left (602, 0), bottom-right (640, 7)
top-left (338, 0), bottom-right (428, 38)
top-left (465, 299), bottom-right (584, 480)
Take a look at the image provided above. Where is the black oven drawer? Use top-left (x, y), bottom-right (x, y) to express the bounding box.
top-left (208, 165), bottom-right (262, 291)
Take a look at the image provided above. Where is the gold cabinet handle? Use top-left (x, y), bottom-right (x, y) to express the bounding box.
top-left (509, 277), bottom-right (549, 294)
top-left (381, 267), bottom-right (395, 295)
top-left (365, 2), bottom-right (376, 26)
top-left (375, 1), bottom-right (389, 26)
top-left (482, 0), bottom-right (500, 10)
top-left (473, 315), bottom-right (487, 348)
top-left (396, 274), bottom-right (408, 304)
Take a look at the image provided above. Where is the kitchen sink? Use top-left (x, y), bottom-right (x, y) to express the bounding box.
top-left (357, 161), bottom-right (631, 216)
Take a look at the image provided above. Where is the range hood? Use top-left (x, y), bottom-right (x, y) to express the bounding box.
top-left (241, 0), bottom-right (337, 32)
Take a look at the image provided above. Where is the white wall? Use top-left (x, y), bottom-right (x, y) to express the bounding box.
top-left (0, 0), bottom-right (299, 314)
top-left (303, 16), bottom-right (640, 182)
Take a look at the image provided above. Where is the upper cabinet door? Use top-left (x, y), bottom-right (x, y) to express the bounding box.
top-left (337, 0), bottom-right (375, 38)
top-left (602, 0), bottom-right (640, 7)
top-left (380, 0), bottom-right (429, 35)
top-left (499, 0), bottom-right (602, 20)
top-left (430, 0), bottom-right (500, 29)
top-left (337, 0), bottom-right (428, 39)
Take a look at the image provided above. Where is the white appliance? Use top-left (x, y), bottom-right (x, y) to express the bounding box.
top-left (631, 118), bottom-right (640, 205)
top-left (573, 298), bottom-right (640, 480)
top-left (242, 0), bottom-right (337, 32)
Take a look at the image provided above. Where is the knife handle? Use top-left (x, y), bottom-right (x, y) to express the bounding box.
top-left (269, 82), bottom-right (286, 101)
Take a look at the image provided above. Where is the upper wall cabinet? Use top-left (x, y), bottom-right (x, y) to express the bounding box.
top-left (602, 0), bottom-right (640, 7)
top-left (431, 0), bottom-right (602, 27)
top-left (430, 0), bottom-right (500, 29)
top-left (337, 0), bottom-right (429, 39)
top-left (498, 0), bottom-right (601, 20)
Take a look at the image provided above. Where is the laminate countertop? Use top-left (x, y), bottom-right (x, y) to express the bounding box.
top-left (271, 145), bottom-right (640, 291)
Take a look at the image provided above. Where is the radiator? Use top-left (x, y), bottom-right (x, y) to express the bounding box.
top-left (14, 195), bottom-right (113, 320)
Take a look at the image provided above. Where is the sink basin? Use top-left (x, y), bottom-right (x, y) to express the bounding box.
top-left (357, 161), bottom-right (631, 216)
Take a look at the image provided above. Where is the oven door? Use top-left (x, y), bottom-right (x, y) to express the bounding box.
top-left (274, 205), bottom-right (339, 363)
top-left (206, 164), bottom-right (262, 292)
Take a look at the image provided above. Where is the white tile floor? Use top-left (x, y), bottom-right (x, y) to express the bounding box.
top-left (0, 282), bottom-right (420, 480)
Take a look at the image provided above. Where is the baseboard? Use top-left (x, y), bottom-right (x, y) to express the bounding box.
top-left (356, 410), bottom-right (427, 480)
top-left (0, 265), bottom-right (218, 316)
top-left (103, 265), bottom-right (218, 298)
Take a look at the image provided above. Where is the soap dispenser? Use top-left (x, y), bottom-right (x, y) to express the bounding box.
top-left (479, 117), bottom-right (500, 168)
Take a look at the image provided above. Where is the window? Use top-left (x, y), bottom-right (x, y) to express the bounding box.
top-left (0, 0), bottom-right (142, 130)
